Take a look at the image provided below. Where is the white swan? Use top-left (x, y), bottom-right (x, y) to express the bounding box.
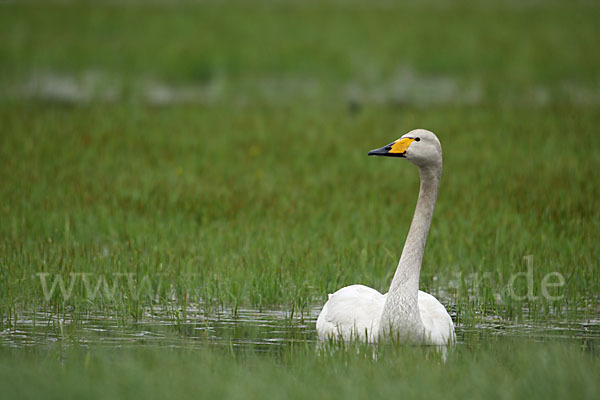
top-left (316, 129), bottom-right (455, 345)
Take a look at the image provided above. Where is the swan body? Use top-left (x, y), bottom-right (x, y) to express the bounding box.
top-left (316, 285), bottom-right (454, 344)
top-left (316, 129), bottom-right (455, 345)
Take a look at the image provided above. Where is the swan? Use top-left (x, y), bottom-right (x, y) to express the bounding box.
top-left (316, 129), bottom-right (455, 345)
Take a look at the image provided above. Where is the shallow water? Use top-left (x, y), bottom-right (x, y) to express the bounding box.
top-left (2, 305), bottom-right (599, 353)
top-left (6, 69), bottom-right (600, 107)
top-left (0, 306), bottom-right (316, 351)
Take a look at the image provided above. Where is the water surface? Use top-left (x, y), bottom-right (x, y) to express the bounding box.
top-left (2, 305), bottom-right (599, 353)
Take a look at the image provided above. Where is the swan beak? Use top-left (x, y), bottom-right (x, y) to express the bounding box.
top-left (368, 146), bottom-right (392, 156)
top-left (368, 138), bottom-right (415, 158)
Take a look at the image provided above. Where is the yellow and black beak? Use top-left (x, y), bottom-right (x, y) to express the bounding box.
top-left (368, 137), bottom-right (416, 158)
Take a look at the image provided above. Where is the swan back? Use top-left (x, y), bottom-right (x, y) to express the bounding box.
top-left (316, 285), bottom-right (385, 341)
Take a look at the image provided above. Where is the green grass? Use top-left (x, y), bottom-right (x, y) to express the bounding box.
top-left (1, 341), bottom-right (599, 400)
top-left (1, 105), bottom-right (598, 319)
top-left (1, 0), bottom-right (599, 398)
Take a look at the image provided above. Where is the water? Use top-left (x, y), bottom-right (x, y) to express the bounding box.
top-left (6, 69), bottom-right (600, 107)
top-left (0, 306), bottom-right (317, 351)
top-left (2, 305), bottom-right (599, 352)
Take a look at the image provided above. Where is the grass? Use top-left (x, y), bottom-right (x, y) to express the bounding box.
top-left (0, 0), bottom-right (599, 398)
top-left (1, 341), bottom-right (600, 400)
top-left (1, 105), bottom-right (598, 319)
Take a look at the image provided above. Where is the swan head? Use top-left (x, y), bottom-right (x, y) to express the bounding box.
top-left (368, 129), bottom-right (442, 168)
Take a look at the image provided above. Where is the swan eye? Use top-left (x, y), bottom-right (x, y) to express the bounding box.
top-left (414, 137), bottom-right (421, 142)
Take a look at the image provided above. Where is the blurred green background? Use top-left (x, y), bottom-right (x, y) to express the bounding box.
top-left (1, 0), bottom-right (598, 312)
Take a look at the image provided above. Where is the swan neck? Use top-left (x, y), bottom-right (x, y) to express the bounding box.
top-left (380, 163), bottom-right (441, 340)
top-left (398, 164), bottom-right (441, 283)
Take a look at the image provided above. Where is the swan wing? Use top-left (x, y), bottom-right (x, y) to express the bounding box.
top-left (316, 284), bottom-right (385, 341)
top-left (418, 290), bottom-right (455, 345)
